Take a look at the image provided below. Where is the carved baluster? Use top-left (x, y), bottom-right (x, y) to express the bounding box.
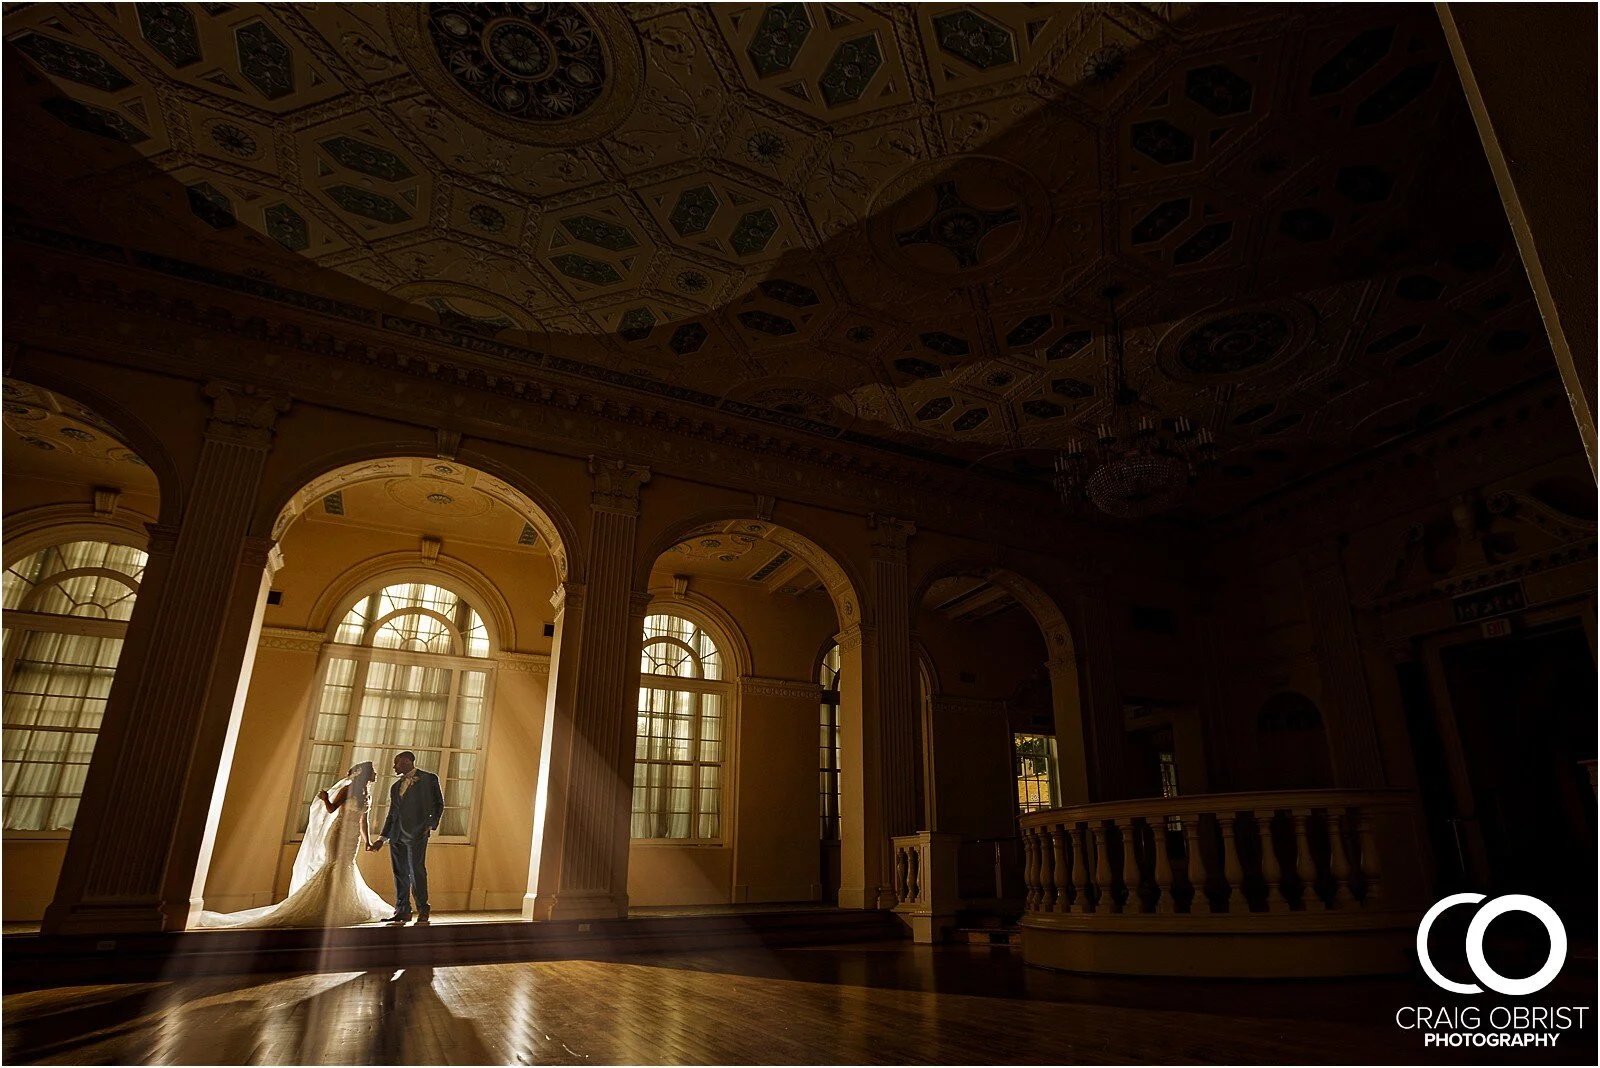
top-left (1327, 810), bottom-right (1356, 907)
top-left (1022, 829), bottom-right (1039, 911)
top-left (1092, 822), bottom-right (1113, 913)
top-left (1115, 817), bottom-right (1141, 913)
top-left (910, 844), bottom-right (922, 905)
top-left (1152, 818), bottom-right (1176, 914)
top-left (1292, 808), bottom-right (1319, 909)
top-left (1184, 816), bottom-right (1211, 913)
top-left (1038, 827), bottom-right (1056, 912)
top-left (1260, 811), bottom-right (1290, 912)
top-left (1357, 809), bottom-right (1384, 905)
top-left (1052, 823), bottom-right (1072, 913)
top-left (1072, 822), bottom-right (1093, 913)
top-left (895, 845), bottom-right (909, 903)
top-left (1219, 812), bottom-right (1246, 912)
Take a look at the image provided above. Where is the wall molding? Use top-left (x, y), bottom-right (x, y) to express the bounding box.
top-left (256, 627), bottom-right (322, 654)
top-left (738, 676), bottom-right (822, 700)
top-left (500, 651), bottom-right (552, 675)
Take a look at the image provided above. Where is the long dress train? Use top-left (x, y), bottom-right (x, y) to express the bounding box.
top-left (195, 777), bottom-right (392, 929)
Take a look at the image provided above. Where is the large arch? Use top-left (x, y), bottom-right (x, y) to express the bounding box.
top-left (911, 560), bottom-right (1090, 806)
top-left (636, 511), bottom-right (884, 908)
top-left (1, 376), bottom-right (169, 923)
top-left (633, 509), bottom-right (865, 630)
top-left (253, 446), bottom-right (583, 584)
top-left (4, 364), bottom-right (185, 528)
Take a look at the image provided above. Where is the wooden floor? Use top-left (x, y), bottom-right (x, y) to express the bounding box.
top-left (5, 942), bottom-right (1595, 1065)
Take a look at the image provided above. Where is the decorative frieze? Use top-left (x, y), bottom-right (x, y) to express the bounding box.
top-left (257, 627), bottom-right (323, 654)
top-left (738, 676), bottom-right (823, 701)
top-left (499, 651), bottom-right (552, 675)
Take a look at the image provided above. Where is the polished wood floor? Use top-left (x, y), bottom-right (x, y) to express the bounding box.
top-left (4, 942), bottom-right (1595, 1065)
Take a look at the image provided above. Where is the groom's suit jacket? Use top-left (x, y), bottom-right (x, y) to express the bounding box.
top-left (381, 769), bottom-right (444, 842)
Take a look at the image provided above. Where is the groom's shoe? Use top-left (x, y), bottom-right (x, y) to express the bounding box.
top-left (383, 913), bottom-right (410, 924)
top-left (413, 910), bottom-right (431, 925)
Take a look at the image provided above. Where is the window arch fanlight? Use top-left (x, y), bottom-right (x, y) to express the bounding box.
top-left (297, 581), bottom-right (494, 841)
top-left (633, 612), bottom-right (732, 841)
top-left (2, 540), bottom-right (148, 833)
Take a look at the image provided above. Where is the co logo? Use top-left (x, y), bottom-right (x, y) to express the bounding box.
top-left (1417, 893), bottom-right (1568, 995)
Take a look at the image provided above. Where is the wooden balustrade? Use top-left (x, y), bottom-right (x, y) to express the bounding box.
top-left (1017, 789), bottom-right (1424, 919)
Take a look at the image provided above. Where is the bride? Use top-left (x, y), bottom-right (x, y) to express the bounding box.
top-left (196, 760), bottom-right (393, 929)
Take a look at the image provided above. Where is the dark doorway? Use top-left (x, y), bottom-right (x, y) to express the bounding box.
top-left (1439, 622), bottom-right (1597, 931)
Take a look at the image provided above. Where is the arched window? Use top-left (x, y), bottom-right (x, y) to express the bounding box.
top-left (298, 581), bottom-right (493, 840)
top-left (2, 540), bottom-right (147, 832)
top-left (633, 613), bottom-right (728, 840)
top-left (819, 643), bottom-right (841, 841)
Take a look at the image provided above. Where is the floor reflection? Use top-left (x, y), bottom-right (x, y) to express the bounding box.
top-left (4, 942), bottom-right (1595, 1065)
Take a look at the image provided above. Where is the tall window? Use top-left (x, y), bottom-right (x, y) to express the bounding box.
top-left (1013, 732), bottom-right (1058, 814)
top-left (299, 582), bottom-right (493, 839)
top-left (633, 613), bottom-right (727, 840)
top-left (2, 540), bottom-right (147, 832)
top-left (819, 643), bottom-right (841, 840)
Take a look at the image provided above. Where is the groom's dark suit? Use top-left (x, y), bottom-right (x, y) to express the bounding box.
top-left (381, 768), bottom-right (444, 918)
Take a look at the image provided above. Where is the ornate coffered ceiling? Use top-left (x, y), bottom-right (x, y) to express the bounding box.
top-left (1, 2), bottom-right (1560, 517)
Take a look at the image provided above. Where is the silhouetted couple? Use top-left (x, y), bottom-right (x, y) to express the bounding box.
top-left (196, 752), bottom-right (443, 929)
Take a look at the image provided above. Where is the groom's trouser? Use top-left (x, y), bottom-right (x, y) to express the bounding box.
top-left (390, 834), bottom-right (430, 915)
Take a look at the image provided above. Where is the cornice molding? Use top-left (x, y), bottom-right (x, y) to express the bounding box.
top-left (3, 242), bottom-right (1082, 551)
top-left (500, 651), bottom-right (552, 675)
top-left (1366, 540), bottom-right (1597, 617)
top-left (257, 627), bottom-right (323, 654)
top-left (738, 676), bottom-right (823, 700)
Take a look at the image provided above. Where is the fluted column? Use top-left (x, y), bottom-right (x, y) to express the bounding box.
top-left (525, 459), bottom-right (650, 921)
top-left (1075, 586), bottom-right (1125, 800)
top-left (1301, 542), bottom-right (1386, 788)
top-left (44, 381), bottom-right (289, 934)
top-left (869, 515), bottom-right (918, 839)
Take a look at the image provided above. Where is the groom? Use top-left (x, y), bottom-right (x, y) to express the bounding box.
top-left (368, 751), bottom-right (444, 924)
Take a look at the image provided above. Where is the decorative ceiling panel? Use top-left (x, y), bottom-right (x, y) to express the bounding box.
top-left (1, 1), bottom-right (1558, 517)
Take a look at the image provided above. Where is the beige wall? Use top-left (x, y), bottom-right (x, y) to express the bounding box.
top-left (200, 499), bottom-right (560, 914)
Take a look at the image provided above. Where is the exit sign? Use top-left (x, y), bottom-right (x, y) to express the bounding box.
top-left (1480, 617), bottom-right (1514, 639)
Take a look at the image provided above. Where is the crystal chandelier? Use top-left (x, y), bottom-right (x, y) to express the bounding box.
top-left (1053, 288), bottom-right (1217, 518)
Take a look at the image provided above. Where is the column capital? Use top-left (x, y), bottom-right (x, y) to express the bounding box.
top-left (238, 535), bottom-right (278, 572)
top-left (550, 580), bottom-right (586, 614)
top-left (203, 380), bottom-right (290, 447)
top-left (835, 622), bottom-right (873, 651)
top-left (144, 522), bottom-right (183, 558)
top-left (629, 589), bottom-right (655, 616)
top-left (588, 457), bottom-right (651, 515)
top-left (869, 513), bottom-right (916, 563)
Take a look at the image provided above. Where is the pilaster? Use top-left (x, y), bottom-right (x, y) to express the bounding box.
top-left (1074, 585), bottom-right (1126, 801)
top-left (868, 514), bottom-right (918, 840)
top-left (44, 380), bottom-right (289, 935)
top-left (1300, 541), bottom-right (1387, 788)
top-left (525, 459), bottom-right (651, 921)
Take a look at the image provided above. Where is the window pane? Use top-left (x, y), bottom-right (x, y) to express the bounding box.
top-left (296, 743), bottom-right (347, 833)
top-left (454, 671), bottom-right (486, 748)
top-left (1013, 733), bottom-right (1057, 814)
top-left (1, 626), bottom-right (124, 831)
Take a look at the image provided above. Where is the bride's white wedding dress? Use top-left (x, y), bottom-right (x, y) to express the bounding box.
top-left (195, 776), bottom-right (392, 929)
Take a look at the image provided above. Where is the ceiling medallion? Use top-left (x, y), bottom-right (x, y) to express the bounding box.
top-left (392, 3), bottom-right (642, 145)
top-left (1156, 300), bottom-right (1314, 384)
top-left (1055, 288), bottom-right (1217, 519)
top-left (868, 156), bottom-right (1049, 282)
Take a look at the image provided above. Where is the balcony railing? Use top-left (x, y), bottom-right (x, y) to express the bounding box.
top-left (1016, 789), bottom-right (1431, 976)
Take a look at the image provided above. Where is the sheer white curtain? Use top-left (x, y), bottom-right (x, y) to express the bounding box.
top-left (297, 581), bottom-right (493, 840)
top-left (3, 540), bottom-right (145, 833)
